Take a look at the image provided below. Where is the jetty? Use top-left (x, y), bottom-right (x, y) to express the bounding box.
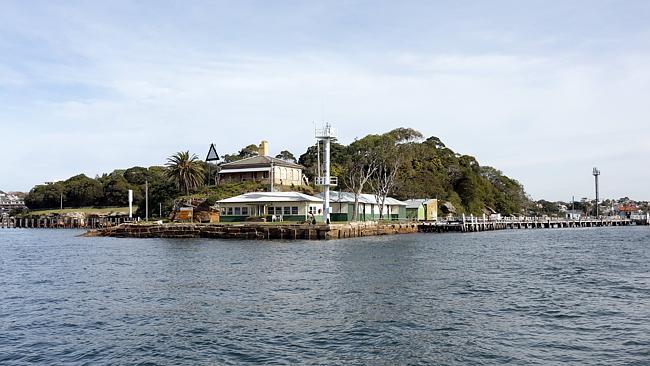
top-left (2, 213), bottom-right (645, 240)
top-left (0, 215), bottom-right (134, 229)
top-left (419, 216), bottom-right (635, 233)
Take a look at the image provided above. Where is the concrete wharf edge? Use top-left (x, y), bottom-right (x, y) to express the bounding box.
top-left (83, 221), bottom-right (420, 240)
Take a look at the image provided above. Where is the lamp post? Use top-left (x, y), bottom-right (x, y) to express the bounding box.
top-left (593, 167), bottom-right (600, 217)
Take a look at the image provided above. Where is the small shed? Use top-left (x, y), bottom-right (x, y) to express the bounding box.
top-left (404, 199), bottom-right (438, 221)
top-left (566, 210), bottom-right (582, 220)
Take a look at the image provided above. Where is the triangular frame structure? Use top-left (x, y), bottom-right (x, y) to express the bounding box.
top-left (206, 143), bottom-right (220, 162)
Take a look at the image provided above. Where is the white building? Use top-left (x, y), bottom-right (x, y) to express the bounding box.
top-left (216, 191), bottom-right (323, 222)
top-left (315, 191), bottom-right (407, 221)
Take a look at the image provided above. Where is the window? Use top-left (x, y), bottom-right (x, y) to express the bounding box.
top-left (226, 207), bottom-right (233, 215)
top-left (308, 206), bottom-right (317, 214)
top-left (242, 207), bottom-right (249, 216)
top-left (268, 207), bottom-right (275, 215)
top-left (283, 206), bottom-right (291, 215)
top-left (291, 206), bottom-right (298, 215)
top-left (234, 207), bottom-right (241, 215)
top-left (263, 171), bottom-right (269, 178)
top-left (276, 207), bottom-right (282, 215)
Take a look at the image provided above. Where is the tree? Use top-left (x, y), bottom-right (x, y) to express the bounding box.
top-left (275, 150), bottom-right (297, 163)
top-left (238, 144), bottom-right (259, 159)
top-left (298, 141), bottom-right (346, 182)
top-left (100, 174), bottom-right (131, 206)
top-left (222, 144), bottom-right (259, 163)
top-left (25, 182), bottom-right (65, 209)
top-left (342, 135), bottom-right (382, 221)
top-left (369, 128), bottom-right (423, 219)
top-left (63, 174), bottom-right (103, 207)
top-left (165, 151), bottom-right (205, 195)
top-left (124, 167), bottom-right (151, 185)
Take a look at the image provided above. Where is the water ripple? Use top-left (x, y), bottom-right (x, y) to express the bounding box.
top-left (0, 227), bottom-right (649, 365)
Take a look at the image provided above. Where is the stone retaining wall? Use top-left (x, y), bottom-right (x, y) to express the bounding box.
top-left (84, 221), bottom-right (419, 240)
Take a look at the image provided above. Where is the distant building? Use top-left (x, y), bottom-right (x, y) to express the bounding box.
top-left (0, 190), bottom-right (26, 216)
top-left (218, 141), bottom-right (305, 187)
top-left (616, 203), bottom-right (638, 218)
top-left (404, 199), bottom-right (438, 221)
top-left (565, 210), bottom-right (582, 220)
top-left (216, 191), bottom-right (322, 222)
top-left (316, 191), bottom-right (407, 221)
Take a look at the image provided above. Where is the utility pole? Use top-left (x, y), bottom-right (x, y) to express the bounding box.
top-left (270, 161), bottom-right (274, 192)
top-left (145, 180), bottom-right (149, 221)
top-left (572, 195), bottom-right (575, 212)
top-left (159, 202), bottom-right (162, 218)
top-left (60, 193), bottom-right (63, 211)
top-left (593, 167), bottom-right (600, 218)
top-left (128, 190), bottom-right (133, 219)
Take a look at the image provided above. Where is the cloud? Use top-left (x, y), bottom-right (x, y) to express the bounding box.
top-left (1, 2), bottom-right (649, 201)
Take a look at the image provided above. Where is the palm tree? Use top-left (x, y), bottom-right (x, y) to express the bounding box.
top-left (165, 151), bottom-right (205, 195)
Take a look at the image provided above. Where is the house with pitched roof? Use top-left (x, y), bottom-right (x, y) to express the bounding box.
top-left (218, 141), bottom-right (305, 187)
top-left (216, 191), bottom-right (323, 222)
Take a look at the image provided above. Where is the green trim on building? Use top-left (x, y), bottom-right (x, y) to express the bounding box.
top-left (219, 214), bottom-right (324, 223)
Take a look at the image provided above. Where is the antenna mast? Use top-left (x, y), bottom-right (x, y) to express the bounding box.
top-left (315, 123), bottom-right (338, 224)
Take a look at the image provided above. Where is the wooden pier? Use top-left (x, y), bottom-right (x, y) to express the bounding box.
top-left (418, 217), bottom-right (635, 233)
top-left (0, 215), bottom-right (135, 229)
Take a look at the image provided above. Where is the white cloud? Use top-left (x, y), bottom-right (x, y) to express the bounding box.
top-left (1, 2), bottom-right (649, 201)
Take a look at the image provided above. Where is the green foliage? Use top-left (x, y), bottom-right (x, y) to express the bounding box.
top-left (183, 182), bottom-right (266, 206)
top-left (298, 142), bottom-right (346, 181)
top-left (275, 150), bottom-right (297, 163)
top-left (223, 144), bottom-right (259, 162)
top-left (62, 174), bottom-right (104, 207)
top-left (100, 174), bottom-right (131, 206)
top-left (23, 127), bottom-right (529, 218)
top-left (382, 133), bottom-right (527, 215)
top-left (24, 182), bottom-right (65, 209)
top-left (137, 179), bottom-right (178, 218)
top-left (165, 151), bottom-right (205, 195)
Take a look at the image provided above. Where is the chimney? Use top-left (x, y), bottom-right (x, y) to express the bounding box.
top-left (259, 140), bottom-right (269, 157)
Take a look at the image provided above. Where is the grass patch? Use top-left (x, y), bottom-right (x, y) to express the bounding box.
top-left (28, 207), bottom-right (131, 215)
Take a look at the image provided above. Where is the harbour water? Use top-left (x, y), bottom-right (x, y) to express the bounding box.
top-left (1, 227), bottom-right (649, 365)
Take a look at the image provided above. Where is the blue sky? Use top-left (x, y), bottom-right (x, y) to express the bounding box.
top-left (1, 1), bottom-right (649, 200)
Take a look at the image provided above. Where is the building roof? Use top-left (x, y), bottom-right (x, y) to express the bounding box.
top-left (316, 191), bottom-right (406, 206)
top-left (219, 167), bottom-right (271, 174)
top-left (404, 198), bottom-right (437, 209)
top-left (217, 191), bottom-right (322, 204)
top-left (219, 155), bottom-right (303, 170)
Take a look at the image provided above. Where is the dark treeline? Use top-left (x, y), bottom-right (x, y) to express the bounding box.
top-left (24, 128), bottom-right (529, 217)
top-left (25, 167), bottom-right (177, 214)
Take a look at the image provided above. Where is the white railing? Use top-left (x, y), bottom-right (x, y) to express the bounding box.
top-left (315, 176), bottom-right (338, 186)
top-left (315, 126), bottom-right (337, 139)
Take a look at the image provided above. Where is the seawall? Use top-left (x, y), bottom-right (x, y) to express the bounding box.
top-left (84, 221), bottom-right (420, 240)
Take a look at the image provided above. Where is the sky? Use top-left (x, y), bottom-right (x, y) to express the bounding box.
top-left (1, 0), bottom-right (649, 201)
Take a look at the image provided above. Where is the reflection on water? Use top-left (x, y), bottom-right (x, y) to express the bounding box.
top-left (1, 227), bottom-right (649, 364)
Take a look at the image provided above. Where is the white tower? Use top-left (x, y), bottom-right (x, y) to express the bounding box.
top-left (316, 123), bottom-right (338, 224)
